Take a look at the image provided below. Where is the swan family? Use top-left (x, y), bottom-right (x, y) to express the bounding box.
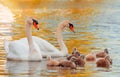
top-left (4, 17), bottom-right (112, 69)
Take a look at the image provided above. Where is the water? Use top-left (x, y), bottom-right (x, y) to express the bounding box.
top-left (0, 0), bottom-right (120, 77)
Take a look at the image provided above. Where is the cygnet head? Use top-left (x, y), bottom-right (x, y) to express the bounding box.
top-left (72, 48), bottom-right (80, 57)
top-left (104, 48), bottom-right (109, 54)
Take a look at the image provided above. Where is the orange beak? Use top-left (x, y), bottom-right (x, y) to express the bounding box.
top-left (70, 26), bottom-right (75, 33)
top-left (69, 23), bottom-right (75, 33)
top-left (33, 21), bottom-right (39, 30)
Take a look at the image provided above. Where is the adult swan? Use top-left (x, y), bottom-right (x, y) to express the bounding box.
top-left (4, 17), bottom-right (42, 61)
top-left (4, 17), bottom-right (75, 61)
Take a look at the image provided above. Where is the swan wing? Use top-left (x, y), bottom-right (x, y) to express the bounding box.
top-left (32, 36), bottom-right (62, 57)
top-left (7, 38), bottom-right (29, 60)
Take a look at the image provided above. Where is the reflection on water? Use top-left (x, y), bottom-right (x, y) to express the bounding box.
top-left (5, 59), bottom-right (97, 77)
top-left (5, 60), bottom-right (46, 77)
top-left (0, 0), bottom-right (120, 77)
top-left (5, 60), bottom-right (90, 77)
top-left (3, 59), bottom-right (112, 77)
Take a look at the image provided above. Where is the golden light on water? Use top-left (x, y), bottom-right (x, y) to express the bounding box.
top-left (0, 4), bottom-right (14, 52)
top-left (1, 0), bottom-right (115, 77)
top-left (0, 4), bottom-right (14, 23)
top-left (0, 0), bottom-right (102, 58)
top-left (0, 1), bottom-right (103, 52)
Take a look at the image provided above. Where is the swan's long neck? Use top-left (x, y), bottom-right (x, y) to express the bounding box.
top-left (25, 22), bottom-right (35, 51)
top-left (56, 24), bottom-right (68, 55)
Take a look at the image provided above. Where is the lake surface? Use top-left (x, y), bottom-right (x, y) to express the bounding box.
top-left (0, 0), bottom-right (120, 77)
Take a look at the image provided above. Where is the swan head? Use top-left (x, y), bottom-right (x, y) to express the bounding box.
top-left (61, 20), bottom-right (75, 33)
top-left (26, 17), bottom-right (39, 30)
top-left (32, 19), bottom-right (39, 30)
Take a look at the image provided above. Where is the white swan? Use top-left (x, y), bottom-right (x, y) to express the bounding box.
top-left (32, 20), bottom-right (75, 57)
top-left (4, 18), bottom-right (75, 61)
top-left (4, 17), bottom-right (42, 61)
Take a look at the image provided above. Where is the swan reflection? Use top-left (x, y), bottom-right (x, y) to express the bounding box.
top-left (5, 60), bottom-right (47, 77)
